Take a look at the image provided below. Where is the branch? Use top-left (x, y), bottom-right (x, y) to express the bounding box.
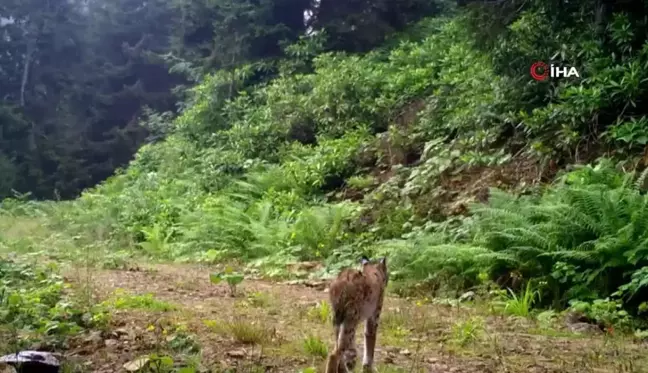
top-left (20, 41), bottom-right (34, 107)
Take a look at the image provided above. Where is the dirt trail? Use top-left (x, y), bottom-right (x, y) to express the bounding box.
top-left (63, 264), bottom-right (648, 373)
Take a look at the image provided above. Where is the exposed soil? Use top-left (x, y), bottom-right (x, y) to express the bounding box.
top-left (61, 263), bottom-right (648, 373)
top-left (438, 154), bottom-right (554, 216)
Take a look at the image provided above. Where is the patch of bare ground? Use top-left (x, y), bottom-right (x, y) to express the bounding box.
top-left (63, 263), bottom-right (648, 373)
top-left (438, 154), bottom-right (558, 216)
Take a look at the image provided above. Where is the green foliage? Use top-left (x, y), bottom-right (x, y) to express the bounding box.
top-left (1, 0), bottom-right (441, 201)
top-left (210, 267), bottom-right (245, 297)
top-left (0, 257), bottom-right (105, 352)
top-left (496, 282), bottom-right (541, 318)
top-left (102, 290), bottom-right (176, 312)
top-left (471, 160), bottom-right (648, 313)
top-left (346, 175), bottom-right (376, 190)
top-left (451, 317), bottom-right (484, 347)
top-left (301, 334), bottom-right (328, 358)
top-left (305, 301), bottom-right (332, 324)
top-left (607, 117), bottom-right (648, 148)
top-left (569, 298), bottom-right (633, 331)
top-left (464, 0), bottom-right (648, 156)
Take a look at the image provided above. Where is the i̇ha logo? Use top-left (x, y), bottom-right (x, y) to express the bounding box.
top-left (530, 61), bottom-right (580, 81)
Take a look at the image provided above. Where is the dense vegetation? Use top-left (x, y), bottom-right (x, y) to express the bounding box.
top-left (1, 0), bottom-right (435, 200)
top-left (5, 0), bottom-right (648, 347)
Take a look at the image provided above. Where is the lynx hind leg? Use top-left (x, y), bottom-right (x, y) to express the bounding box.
top-left (362, 316), bottom-right (378, 371)
top-left (326, 324), bottom-right (341, 373)
top-left (325, 350), bottom-right (341, 373)
top-left (326, 322), bottom-right (358, 373)
top-left (364, 299), bottom-right (384, 371)
top-left (343, 327), bottom-right (358, 372)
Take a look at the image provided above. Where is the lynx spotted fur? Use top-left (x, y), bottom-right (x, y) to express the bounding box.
top-left (325, 256), bottom-right (388, 373)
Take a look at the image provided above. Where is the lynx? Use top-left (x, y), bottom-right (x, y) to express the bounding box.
top-left (325, 256), bottom-right (388, 373)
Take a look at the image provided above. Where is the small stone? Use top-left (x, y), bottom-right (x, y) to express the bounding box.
top-left (85, 331), bottom-right (103, 344)
top-left (123, 356), bottom-right (150, 372)
top-left (427, 357), bottom-right (439, 364)
top-left (226, 349), bottom-right (246, 358)
top-left (104, 339), bottom-right (118, 348)
top-left (399, 349), bottom-right (411, 356)
top-left (303, 280), bottom-right (327, 290)
top-left (568, 322), bottom-right (601, 334)
top-left (114, 328), bottom-right (130, 338)
top-left (459, 291), bottom-right (475, 302)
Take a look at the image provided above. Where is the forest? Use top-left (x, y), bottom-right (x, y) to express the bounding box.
top-left (2, 0), bottom-right (648, 371)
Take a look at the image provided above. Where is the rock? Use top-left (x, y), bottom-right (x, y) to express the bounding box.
top-left (104, 339), bottom-right (118, 348)
top-left (568, 322), bottom-right (601, 334)
top-left (225, 349), bottom-right (246, 359)
top-left (426, 357), bottom-right (439, 364)
top-left (303, 280), bottom-right (327, 290)
top-left (123, 356), bottom-right (150, 372)
top-left (287, 261), bottom-right (320, 271)
top-left (399, 349), bottom-right (412, 356)
top-left (564, 311), bottom-right (602, 334)
top-left (564, 310), bottom-right (587, 324)
top-left (84, 331), bottom-right (103, 344)
top-left (0, 351), bottom-right (60, 373)
top-left (458, 291), bottom-right (475, 302)
top-left (113, 328), bottom-right (130, 338)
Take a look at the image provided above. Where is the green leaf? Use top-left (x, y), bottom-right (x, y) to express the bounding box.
top-left (225, 274), bottom-right (244, 286)
top-left (209, 273), bottom-right (223, 285)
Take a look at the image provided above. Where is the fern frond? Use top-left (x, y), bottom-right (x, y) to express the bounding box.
top-left (634, 167), bottom-right (648, 191)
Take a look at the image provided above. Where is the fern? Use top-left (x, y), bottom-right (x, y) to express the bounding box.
top-left (469, 160), bottom-right (648, 307)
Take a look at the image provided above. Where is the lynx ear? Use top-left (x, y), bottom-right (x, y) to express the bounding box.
top-left (379, 256), bottom-right (387, 265)
top-left (361, 255), bottom-right (370, 265)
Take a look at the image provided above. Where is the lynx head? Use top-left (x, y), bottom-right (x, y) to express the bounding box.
top-left (360, 255), bottom-right (388, 284)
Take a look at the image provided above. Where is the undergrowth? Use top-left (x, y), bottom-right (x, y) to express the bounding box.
top-left (0, 256), bottom-right (106, 354)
